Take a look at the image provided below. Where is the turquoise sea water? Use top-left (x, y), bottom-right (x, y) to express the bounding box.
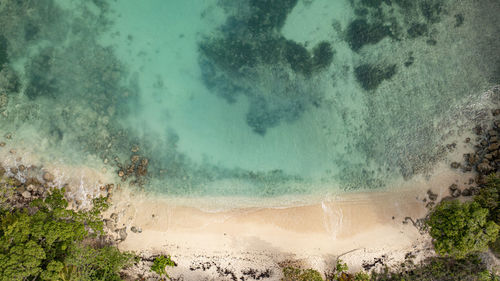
top-left (0, 0), bottom-right (499, 199)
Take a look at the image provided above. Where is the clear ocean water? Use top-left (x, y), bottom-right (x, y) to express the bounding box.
top-left (0, 0), bottom-right (499, 200)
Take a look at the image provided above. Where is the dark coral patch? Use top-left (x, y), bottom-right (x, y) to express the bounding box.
top-left (407, 23), bottom-right (428, 38)
top-left (312, 42), bottom-right (334, 70)
top-left (404, 54), bottom-right (414, 67)
top-left (284, 40), bottom-right (312, 75)
top-left (25, 21), bottom-right (40, 41)
top-left (420, 0), bottom-right (443, 23)
top-left (25, 48), bottom-right (58, 100)
top-left (360, 0), bottom-right (390, 8)
top-left (247, 0), bottom-right (298, 34)
top-left (454, 13), bottom-right (464, 27)
top-left (346, 19), bottom-right (391, 52)
top-left (392, 0), bottom-right (415, 9)
top-left (354, 64), bottom-right (397, 91)
top-left (198, 0), bottom-right (334, 134)
top-left (0, 34), bottom-right (8, 71)
top-left (199, 36), bottom-right (257, 74)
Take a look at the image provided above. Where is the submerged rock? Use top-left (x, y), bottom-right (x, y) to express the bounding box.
top-left (346, 19), bottom-right (391, 51)
top-left (354, 64), bottom-right (397, 91)
top-left (0, 34), bottom-right (8, 71)
top-left (407, 23), bottom-right (428, 38)
top-left (43, 172), bottom-right (55, 182)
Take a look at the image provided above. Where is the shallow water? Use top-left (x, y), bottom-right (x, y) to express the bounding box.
top-left (0, 0), bottom-right (499, 200)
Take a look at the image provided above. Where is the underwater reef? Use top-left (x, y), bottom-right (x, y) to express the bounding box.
top-left (199, 0), bottom-right (333, 135)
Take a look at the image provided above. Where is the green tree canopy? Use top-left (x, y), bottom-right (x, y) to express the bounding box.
top-left (0, 187), bottom-right (135, 281)
top-left (428, 200), bottom-right (499, 259)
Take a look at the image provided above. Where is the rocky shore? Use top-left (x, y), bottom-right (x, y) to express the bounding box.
top-left (448, 108), bottom-right (500, 198)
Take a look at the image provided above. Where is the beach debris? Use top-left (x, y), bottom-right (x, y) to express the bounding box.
top-left (450, 162), bottom-right (460, 169)
top-left (446, 142), bottom-right (456, 152)
top-left (362, 255), bottom-right (387, 271)
top-left (0, 142), bottom-right (5, 147)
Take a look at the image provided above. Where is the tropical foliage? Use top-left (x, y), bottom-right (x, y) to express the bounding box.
top-left (0, 187), bottom-right (135, 281)
top-left (427, 200), bottom-right (499, 258)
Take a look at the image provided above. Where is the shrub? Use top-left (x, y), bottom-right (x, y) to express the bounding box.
top-left (151, 255), bottom-right (176, 281)
top-left (282, 266), bottom-right (323, 281)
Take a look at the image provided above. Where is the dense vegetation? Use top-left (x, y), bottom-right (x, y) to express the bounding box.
top-left (427, 174), bottom-right (500, 259)
top-left (0, 187), bottom-right (136, 281)
top-left (475, 174), bottom-right (500, 257)
top-left (427, 200), bottom-right (499, 258)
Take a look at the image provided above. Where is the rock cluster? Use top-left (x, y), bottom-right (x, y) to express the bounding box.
top-left (448, 109), bottom-right (500, 198)
top-left (0, 166), bottom-right (54, 209)
top-left (116, 147), bottom-right (149, 186)
top-left (463, 117), bottom-right (500, 184)
top-left (103, 213), bottom-right (142, 244)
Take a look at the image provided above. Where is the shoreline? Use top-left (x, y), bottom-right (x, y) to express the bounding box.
top-left (108, 163), bottom-right (474, 279)
top-left (0, 127), bottom-right (491, 279)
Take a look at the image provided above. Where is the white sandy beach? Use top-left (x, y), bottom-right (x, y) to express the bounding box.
top-left (0, 140), bottom-right (479, 280)
top-left (107, 164), bottom-right (473, 280)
